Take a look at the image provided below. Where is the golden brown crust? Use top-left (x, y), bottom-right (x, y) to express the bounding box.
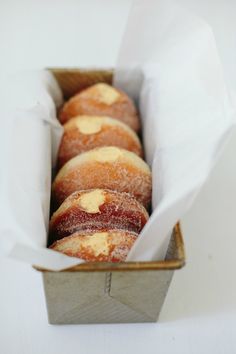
top-left (49, 229), bottom-right (138, 262)
top-left (49, 189), bottom-right (149, 242)
top-left (58, 83), bottom-right (140, 132)
top-left (57, 115), bottom-right (143, 168)
top-left (52, 147), bottom-right (152, 208)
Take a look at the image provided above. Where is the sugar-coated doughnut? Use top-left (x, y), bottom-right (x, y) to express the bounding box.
top-left (49, 229), bottom-right (138, 262)
top-left (59, 83), bottom-right (140, 132)
top-left (52, 146), bottom-right (152, 208)
top-left (57, 115), bottom-right (143, 168)
top-left (49, 189), bottom-right (149, 242)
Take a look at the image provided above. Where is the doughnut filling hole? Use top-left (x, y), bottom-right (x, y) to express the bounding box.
top-left (75, 117), bottom-right (102, 134)
top-left (81, 83), bottom-right (121, 105)
top-left (77, 189), bottom-right (105, 213)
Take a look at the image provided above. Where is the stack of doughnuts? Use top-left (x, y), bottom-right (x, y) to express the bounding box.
top-left (49, 83), bottom-right (152, 262)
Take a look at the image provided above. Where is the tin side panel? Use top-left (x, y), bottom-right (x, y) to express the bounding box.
top-left (110, 270), bottom-right (174, 322)
top-left (43, 271), bottom-right (106, 324)
top-left (43, 269), bottom-right (173, 324)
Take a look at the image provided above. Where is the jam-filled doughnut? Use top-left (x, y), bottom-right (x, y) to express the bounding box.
top-left (49, 229), bottom-right (138, 262)
top-left (59, 83), bottom-right (140, 132)
top-left (52, 146), bottom-right (152, 208)
top-left (49, 189), bottom-right (149, 242)
top-left (57, 115), bottom-right (143, 168)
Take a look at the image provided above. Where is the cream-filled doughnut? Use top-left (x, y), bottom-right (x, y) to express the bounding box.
top-left (49, 189), bottom-right (149, 242)
top-left (59, 83), bottom-right (140, 132)
top-left (52, 146), bottom-right (152, 208)
top-left (57, 115), bottom-right (143, 168)
top-left (49, 229), bottom-right (138, 262)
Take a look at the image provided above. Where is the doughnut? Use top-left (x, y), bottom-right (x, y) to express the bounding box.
top-left (49, 229), bottom-right (138, 262)
top-left (49, 189), bottom-right (149, 242)
top-left (59, 83), bottom-right (140, 132)
top-left (57, 115), bottom-right (143, 168)
top-left (52, 146), bottom-right (152, 208)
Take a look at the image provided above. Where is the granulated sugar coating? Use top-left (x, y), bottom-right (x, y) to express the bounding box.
top-left (52, 147), bottom-right (152, 208)
top-left (57, 115), bottom-right (143, 168)
top-left (49, 189), bottom-right (149, 242)
top-left (50, 229), bottom-right (138, 262)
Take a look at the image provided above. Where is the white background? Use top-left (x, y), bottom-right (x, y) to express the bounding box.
top-left (1, 1), bottom-right (236, 353)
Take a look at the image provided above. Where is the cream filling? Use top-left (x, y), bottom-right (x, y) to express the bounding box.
top-left (78, 189), bottom-right (105, 213)
top-left (88, 83), bottom-right (120, 105)
top-left (90, 146), bottom-right (122, 163)
top-left (75, 118), bottom-right (102, 134)
top-left (81, 232), bottom-right (109, 256)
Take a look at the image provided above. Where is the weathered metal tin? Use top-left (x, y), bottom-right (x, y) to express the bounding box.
top-left (39, 69), bottom-right (185, 324)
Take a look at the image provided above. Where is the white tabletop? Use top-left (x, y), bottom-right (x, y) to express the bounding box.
top-left (1, 1), bottom-right (236, 353)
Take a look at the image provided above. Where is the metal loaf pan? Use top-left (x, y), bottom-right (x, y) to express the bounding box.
top-left (40, 68), bottom-right (185, 324)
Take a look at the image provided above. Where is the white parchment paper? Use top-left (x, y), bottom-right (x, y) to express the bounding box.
top-left (0, 70), bottom-right (84, 270)
top-left (0, 0), bottom-right (235, 270)
top-left (114, 0), bottom-right (236, 261)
